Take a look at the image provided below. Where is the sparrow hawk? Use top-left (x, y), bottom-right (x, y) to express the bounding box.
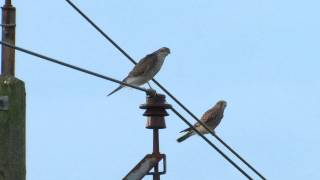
top-left (107, 47), bottom-right (170, 96)
top-left (177, 100), bottom-right (227, 143)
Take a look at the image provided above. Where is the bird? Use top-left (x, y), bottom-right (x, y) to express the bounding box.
top-left (107, 47), bottom-right (170, 96)
top-left (177, 100), bottom-right (227, 143)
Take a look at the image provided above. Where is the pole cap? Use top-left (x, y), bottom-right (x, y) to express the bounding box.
top-left (140, 94), bottom-right (171, 129)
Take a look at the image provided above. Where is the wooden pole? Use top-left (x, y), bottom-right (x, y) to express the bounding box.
top-left (1, 0), bottom-right (15, 76)
top-left (0, 1), bottom-right (25, 180)
top-left (0, 76), bottom-right (26, 180)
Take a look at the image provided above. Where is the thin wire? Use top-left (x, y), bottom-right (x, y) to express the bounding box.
top-left (0, 41), bottom-right (151, 94)
top-left (65, 1), bottom-right (266, 179)
top-left (170, 107), bottom-right (253, 180)
top-left (213, 133), bottom-right (266, 179)
top-left (65, 0), bottom-right (136, 65)
top-left (1, 39), bottom-right (252, 179)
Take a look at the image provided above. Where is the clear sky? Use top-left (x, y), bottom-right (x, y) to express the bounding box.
top-left (10, 0), bottom-right (320, 179)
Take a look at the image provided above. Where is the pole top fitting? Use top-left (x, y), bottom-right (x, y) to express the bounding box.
top-left (4, 0), bottom-right (12, 7)
top-left (140, 94), bottom-right (172, 129)
top-left (146, 88), bottom-right (157, 97)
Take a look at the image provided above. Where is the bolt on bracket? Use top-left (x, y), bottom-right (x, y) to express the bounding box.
top-left (0, 96), bottom-right (9, 110)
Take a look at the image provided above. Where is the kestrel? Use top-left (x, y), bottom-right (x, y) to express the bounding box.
top-left (177, 100), bottom-right (227, 143)
top-left (107, 47), bottom-right (170, 96)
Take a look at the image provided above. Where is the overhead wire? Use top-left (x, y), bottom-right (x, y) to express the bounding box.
top-left (1, 40), bottom-right (253, 178)
top-left (0, 41), bottom-right (153, 95)
top-left (1, 40), bottom-right (253, 179)
top-left (64, 1), bottom-right (266, 179)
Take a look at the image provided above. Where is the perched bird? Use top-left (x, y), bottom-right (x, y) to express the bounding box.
top-left (107, 47), bottom-right (170, 96)
top-left (177, 100), bottom-right (227, 143)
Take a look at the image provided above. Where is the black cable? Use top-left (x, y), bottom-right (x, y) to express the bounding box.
top-left (0, 40), bottom-right (252, 179)
top-left (1, 37), bottom-right (253, 179)
top-left (65, 0), bottom-right (136, 65)
top-left (0, 41), bottom-right (154, 95)
top-left (0, 39), bottom-right (251, 179)
top-left (170, 107), bottom-right (253, 180)
top-left (65, 1), bottom-right (266, 179)
top-left (213, 133), bottom-right (266, 179)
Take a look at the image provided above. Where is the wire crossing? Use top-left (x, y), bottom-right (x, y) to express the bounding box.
top-left (64, 1), bottom-right (266, 179)
top-left (1, 41), bottom-right (253, 179)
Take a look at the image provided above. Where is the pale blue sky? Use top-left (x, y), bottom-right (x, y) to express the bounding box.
top-left (11, 0), bottom-right (320, 179)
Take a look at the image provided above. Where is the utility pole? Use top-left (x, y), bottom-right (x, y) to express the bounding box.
top-left (1, 0), bottom-right (15, 75)
top-left (0, 0), bottom-right (26, 180)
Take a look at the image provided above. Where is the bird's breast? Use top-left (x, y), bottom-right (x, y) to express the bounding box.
top-left (151, 57), bottom-right (165, 75)
top-left (142, 59), bottom-right (163, 81)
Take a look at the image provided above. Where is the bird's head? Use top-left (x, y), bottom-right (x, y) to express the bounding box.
top-left (156, 47), bottom-right (170, 58)
top-left (217, 100), bottom-right (227, 110)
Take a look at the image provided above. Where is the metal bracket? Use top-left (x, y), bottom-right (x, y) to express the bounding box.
top-left (0, 23), bottom-right (16, 27)
top-left (0, 96), bottom-right (9, 110)
top-left (147, 154), bottom-right (166, 175)
top-left (123, 154), bottom-right (164, 180)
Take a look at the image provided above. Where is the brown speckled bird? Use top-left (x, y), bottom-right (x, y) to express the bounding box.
top-left (107, 47), bottom-right (170, 96)
top-left (177, 100), bottom-right (227, 143)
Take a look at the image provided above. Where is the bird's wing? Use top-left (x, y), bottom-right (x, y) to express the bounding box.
top-left (128, 54), bottom-right (158, 77)
top-left (179, 108), bottom-right (215, 133)
top-left (179, 105), bottom-right (224, 133)
top-left (201, 106), bottom-right (223, 129)
top-left (201, 108), bottom-right (217, 123)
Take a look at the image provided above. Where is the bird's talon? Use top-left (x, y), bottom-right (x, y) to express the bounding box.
top-left (146, 89), bottom-right (157, 97)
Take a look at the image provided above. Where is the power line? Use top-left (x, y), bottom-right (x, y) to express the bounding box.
top-left (1, 40), bottom-right (252, 179)
top-left (0, 41), bottom-right (153, 95)
top-left (65, 0), bottom-right (136, 65)
top-left (214, 133), bottom-right (266, 179)
top-left (64, 1), bottom-right (266, 179)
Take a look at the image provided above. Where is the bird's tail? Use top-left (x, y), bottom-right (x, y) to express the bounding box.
top-left (177, 131), bottom-right (194, 143)
top-left (107, 85), bottom-right (124, 96)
